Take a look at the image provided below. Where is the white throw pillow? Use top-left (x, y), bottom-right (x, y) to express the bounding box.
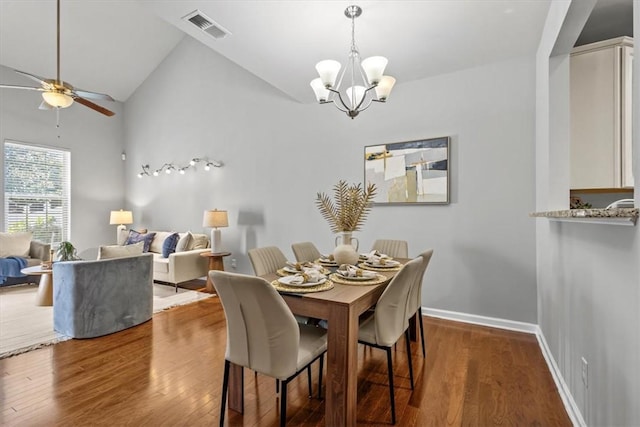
top-left (175, 232), bottom-right (193, 252)
top-left (0, 232), bottom-right (32, 258)
top-left (189, 233), bottom-right (209, 250)
top-left (97, 242), bottom-right (144, 260)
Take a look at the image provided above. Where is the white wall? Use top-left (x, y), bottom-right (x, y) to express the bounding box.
top-left (536, 1), bottom-right (640, 425)
top-left (0, 64), bottom-right (126, 251)
top-left (124, 37), bottom-right (538, 323)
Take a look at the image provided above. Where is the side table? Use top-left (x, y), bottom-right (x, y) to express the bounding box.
top-left (200, 251), bottom-right (231, 293)
top-left (21, 265), bottom-right (54, 306)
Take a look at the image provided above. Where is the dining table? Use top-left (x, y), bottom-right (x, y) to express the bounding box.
top-left (226, 257), bottom-right (412, 426)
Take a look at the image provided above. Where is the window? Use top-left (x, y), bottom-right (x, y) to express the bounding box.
top-left (4, 141), bottom-right (71, 243)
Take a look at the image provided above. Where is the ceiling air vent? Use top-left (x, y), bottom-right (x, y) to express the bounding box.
top-left (182, 10), bottom-right (231, 40)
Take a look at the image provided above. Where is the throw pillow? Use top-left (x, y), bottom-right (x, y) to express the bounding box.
top-left (190, 233), bottom-right (209, 250)
top-left (0, 231), bottom-right (32, 258)
top-left (162, 233), bottom-right (180, 258)
top-left (124, 230), bottom-right (156, 253)
top-left (175, 231), bottom-right (193, 252)
top-left (98, 242), bottom-right (144, 260)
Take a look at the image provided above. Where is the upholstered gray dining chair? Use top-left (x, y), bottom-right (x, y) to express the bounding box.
top-left (247, 246), bottom-right (288, 276)
top-left (291, 242), bottom-right (323, 263)
top-left (212, 271), bottom-right (327, 427)
top-left (406, 249), bottom-right (434, 358)
top-left (358, 256), bottom-right (422, 425)
top-left (371, 239), bottom-right (409, 258)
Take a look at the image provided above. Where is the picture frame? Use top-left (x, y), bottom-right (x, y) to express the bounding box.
top-left (365, 136), bottom-right (450, 205)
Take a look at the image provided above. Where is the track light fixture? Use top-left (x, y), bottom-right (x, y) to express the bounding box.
top-left (137, 157), bottom-right (223, 178)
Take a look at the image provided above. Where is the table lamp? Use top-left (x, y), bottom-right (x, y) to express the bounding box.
top-left (110, 209), bottom-right (133, 245)
top-left (203, 209), bottom-right (228, 253)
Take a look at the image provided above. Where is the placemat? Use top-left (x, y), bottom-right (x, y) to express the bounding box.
top-left (358, 262), bottom-right (402, 272)
top-left (329, 273), bottom-right (388, 286)
top-left (271, 279), bottom-right (334, 293)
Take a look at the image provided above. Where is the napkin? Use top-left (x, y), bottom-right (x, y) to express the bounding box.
top-left (365, 250), bottom-right (391, 262)
top-left (288, 269), bottom-right (325, 284)
top-left (337, 264), bottom-right (376, 279)
top-left (286, 261), bottom-right (325, 273)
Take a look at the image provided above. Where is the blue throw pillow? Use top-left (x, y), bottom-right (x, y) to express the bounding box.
top-left (162, 233), bottom-right (180, 258)
top-left (124, 230), bottom-right (156, 253)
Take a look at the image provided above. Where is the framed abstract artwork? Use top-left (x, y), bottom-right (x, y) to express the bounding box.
top-left (365, 136), bottom-right (450, 205)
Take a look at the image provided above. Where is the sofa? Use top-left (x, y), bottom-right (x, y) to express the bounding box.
top-left (53, 254), bottom-right (153, 338)
top-left (0, 232), bottom-right (51, 286)
top-left (111, 229), bottom-right (211, 290)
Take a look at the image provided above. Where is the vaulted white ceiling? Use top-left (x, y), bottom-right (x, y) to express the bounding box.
top-left (0, 0), bottom-right (552, 105)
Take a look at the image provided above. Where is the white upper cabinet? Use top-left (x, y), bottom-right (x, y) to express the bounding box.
top-left (570, 36), bottom-right (634, 189)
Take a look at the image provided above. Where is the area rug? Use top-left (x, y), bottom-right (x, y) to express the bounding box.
top-left (0, 283), bottom-right (213, 359)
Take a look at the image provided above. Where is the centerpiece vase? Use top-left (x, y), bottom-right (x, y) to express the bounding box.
top-left (333, 231), bottom-right (360, 266)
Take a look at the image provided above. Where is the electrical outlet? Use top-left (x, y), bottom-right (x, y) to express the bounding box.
top-left (581, 357), bottom-right (588, 389)
top-left (231, 258), bottom-right (237, 269)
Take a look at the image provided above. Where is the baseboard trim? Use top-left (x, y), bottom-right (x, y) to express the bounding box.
top-left (422, 307), bottom-right (538, 334)
top-left (421, 306), bottom-right (584, 426)
top-left (535, 327), bottom-right (586, 427)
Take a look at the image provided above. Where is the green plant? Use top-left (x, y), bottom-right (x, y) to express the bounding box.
top-left (316, 180), bottom-right (377, 233)
top-left (56, 241), bottom-right (79, 261)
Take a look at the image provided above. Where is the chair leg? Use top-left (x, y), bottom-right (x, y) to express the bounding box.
top-left (404, 330), bottom-right (414, 390)
top-left (307, 365), bottom-right (312, 397)
top-left (318, 354), bottom-right (324, 399)
top-left (276, 379), bottom-right (280, 394)
top-left (385, 348), bottom-right (396, 424)
top-left (418, 308), bottom-right (426, 358)
top-left (220, 360), bottom-right (230, 427)
top-left (280, 379), bottom-right (288, 427)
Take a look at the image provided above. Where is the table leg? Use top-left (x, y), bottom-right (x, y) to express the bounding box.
top-left (35, 273), bottom-right (53, 306)
top-left (326, 303), bottom-right (359, 426)
top-left (228, 362), bottom-right (244, 413)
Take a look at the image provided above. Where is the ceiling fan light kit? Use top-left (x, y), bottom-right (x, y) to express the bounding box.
top-left (310, 5), bottom-right (396, 119)
top-left (0, 0), bottom-right (115, 117)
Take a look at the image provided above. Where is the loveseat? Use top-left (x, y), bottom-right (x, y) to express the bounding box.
top-left (53, 254), bottom-right (153, 338)
top-left (0, 232), bottom-right (51, 286)
top-left (111, 229), bottom-right (211, 290)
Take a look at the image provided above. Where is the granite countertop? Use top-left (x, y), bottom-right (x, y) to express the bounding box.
top-left (530, 208), bottom-right (639, 225)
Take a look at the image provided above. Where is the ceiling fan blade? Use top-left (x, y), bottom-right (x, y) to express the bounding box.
top-left (72, 89), bottom-right (115, 102)
top-left (73, 96), bottom-right (115, 117)
top-left (13, 69), bottom-right (53, 87)
top-left (0, 84), bottom-right (43, 91)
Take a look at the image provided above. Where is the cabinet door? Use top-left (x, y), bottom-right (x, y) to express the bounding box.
top-left (570, 46), bottom-right (621, 189)
top-left (621, 46), bottom-right (633, 188)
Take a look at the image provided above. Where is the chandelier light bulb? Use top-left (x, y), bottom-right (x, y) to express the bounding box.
top-left (361, 56), bottom-right (388, 85)
top-left (204, 164), bottom-right (211, 171)
top-left (179, 168), bottom-right (185, 175)
top-left (153, 170), bottom-right (159, 177)
top-left (310, 78), bottom-right (330, 102)
top-left (315, 60), bottom-right (341, 88)
top-left (190, 159), bottom-right (197, 166)
top-left (375, 76), bottom-right (396, 101)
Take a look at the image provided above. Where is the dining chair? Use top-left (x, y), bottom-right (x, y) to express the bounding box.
top-left (357, 256), bottom-right (423, 424)
top-left (371, 239), bottom-right (409, 258)
top-left (247, 246), bottom-right (288, 276)
top-left (406, 249), bottom-right (434, 358)
top-left (211, 271), bottom-right (327, 427)
top-left (291, 241), bottom-right (323, 263)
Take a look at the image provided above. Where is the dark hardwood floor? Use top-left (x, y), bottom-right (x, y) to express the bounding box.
top-left (0, 292), bottom-right (571, 426)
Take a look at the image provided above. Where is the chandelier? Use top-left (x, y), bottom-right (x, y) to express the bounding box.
top-left (310, 5), bottom-right (396, 119)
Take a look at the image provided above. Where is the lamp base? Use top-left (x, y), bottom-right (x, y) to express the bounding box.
top-left (116, 224), bottom-right (127, 245)
top-left (211, 228), bottom-right (222, 253)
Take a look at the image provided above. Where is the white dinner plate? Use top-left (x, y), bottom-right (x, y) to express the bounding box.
top-left (365, 259), bottom-right (400, 268)
top-left (336, 272), bottom-right (375, 281)
top-left (283, 266), bottom-right (304, 273)
top-left (278, 275), bottom-right (327, 287)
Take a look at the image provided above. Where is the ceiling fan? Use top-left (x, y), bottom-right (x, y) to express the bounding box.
top-left (0, 0), bottom-right (115, 117)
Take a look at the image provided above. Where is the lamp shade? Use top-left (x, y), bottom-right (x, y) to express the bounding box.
top-left (109, 210), bottom-right (133, 225)
top-left (346, 85), bottom-right (366, 109)
top-left (361, 56), bottom-right (388, 85)
top-left (42, 91), bottom-right (74, 108)
top-left (315, 60), bottom-right (341, 88)
top-left (203, 209), bottom-right (228, 228)
top-left (374, 76), bottom-right (396, 101)
top-left (310, 78), bottom-right (330, 102)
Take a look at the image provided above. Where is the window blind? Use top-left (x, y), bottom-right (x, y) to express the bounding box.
top-left (4, 141), bottom-right (71, 244)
